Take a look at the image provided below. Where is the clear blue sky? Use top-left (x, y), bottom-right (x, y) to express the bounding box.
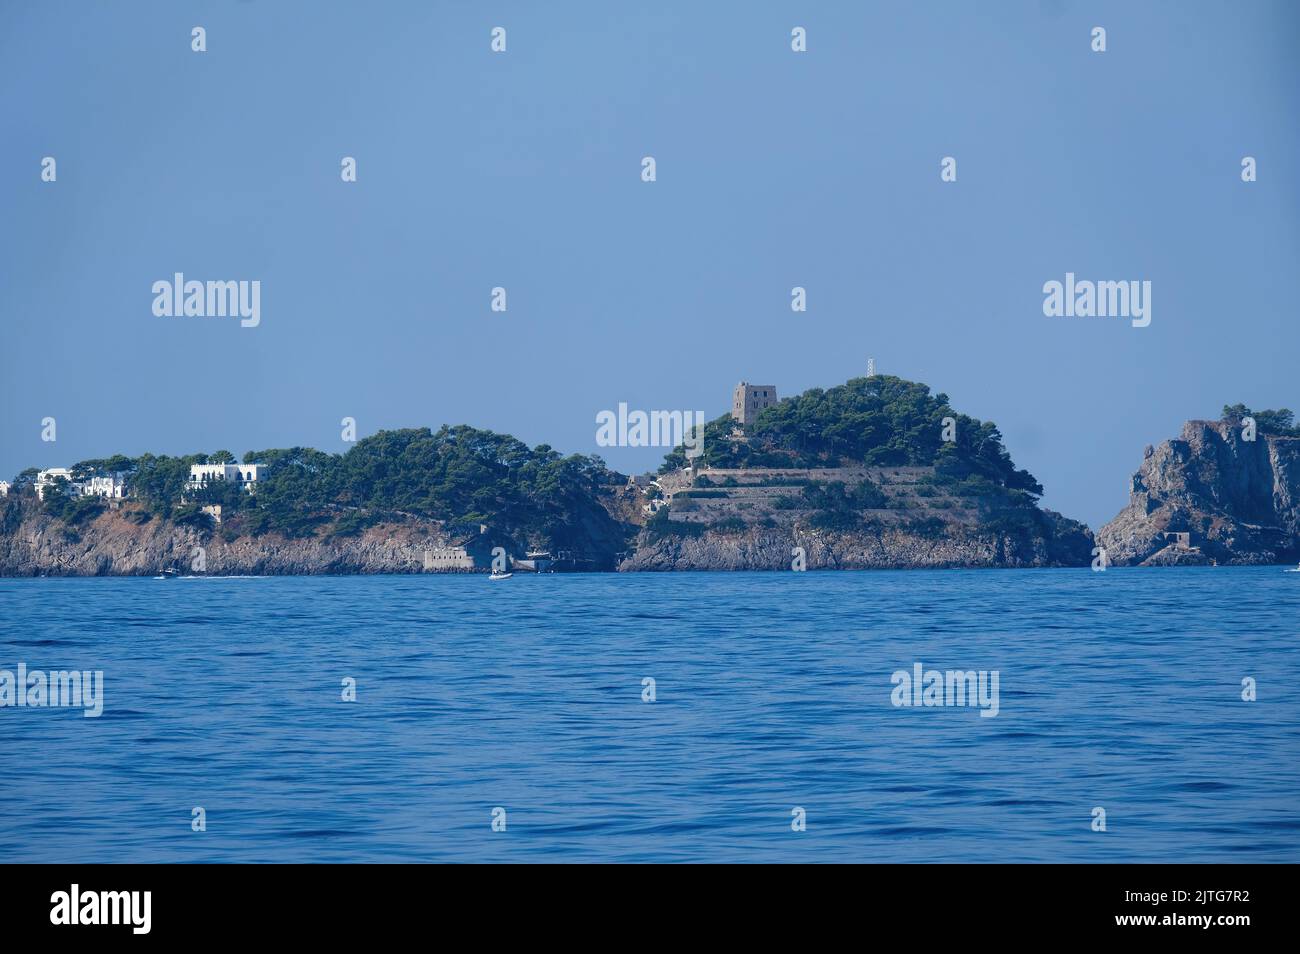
top-left (2, 1), bottom-right (1296, 529)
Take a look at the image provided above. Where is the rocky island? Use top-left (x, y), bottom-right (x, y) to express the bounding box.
top-left (4, 381), bottom-right (1296, 576)
top-left (1097, 406), bottom-right (1300, 566)
top-left (623, 376), bottom-right (1091, 570)
top-left (0, 375), bottom-right (1094, 575)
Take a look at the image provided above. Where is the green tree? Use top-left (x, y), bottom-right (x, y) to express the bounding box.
top-left (1221, 404), bottom-right (1297, 435)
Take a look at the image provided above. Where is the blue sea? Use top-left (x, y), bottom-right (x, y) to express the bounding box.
top-left (1, 568), bottom-right (1297, 863)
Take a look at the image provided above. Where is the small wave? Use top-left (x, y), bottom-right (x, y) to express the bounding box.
top-left (176, 575), bottom-right (268, 580)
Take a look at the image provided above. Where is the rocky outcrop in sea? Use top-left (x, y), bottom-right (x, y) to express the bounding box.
top-left (1097, 420), bottom-right (1300, 566)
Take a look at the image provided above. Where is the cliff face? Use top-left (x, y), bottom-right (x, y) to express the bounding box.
top-left (1097, 421), bottom-right (1300, 566)
top-left (619, 511), bottom-right (1092, 571)
top-left (0, 502), bottom-right (485, 576)
top-left (0, 489), bottom-right (1093, 575)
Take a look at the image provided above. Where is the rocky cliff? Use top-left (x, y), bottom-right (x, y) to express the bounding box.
top-left (618, 463), bottom-right (1092, 571)
top-left (1097, 420), bottom-right (1300, 566)
top-left (0, 500), bottom-right (488, 576)
top-left (0, 483), bottom-right (1092, 575)
top-left (619, 509), bottom-right (1092, 571)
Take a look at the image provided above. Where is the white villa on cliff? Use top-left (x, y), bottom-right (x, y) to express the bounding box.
top-left (24, 463), bottom-right (264, 502)
top-left (82, 474), bottom-right (127, 499)
top-left (187, 463), bottom-right (265, 491)
top-left (35, 468), bottom-right (76, 500)
top-left (35, 468), bottom-right (127, 500)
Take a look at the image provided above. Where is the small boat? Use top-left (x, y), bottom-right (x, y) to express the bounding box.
top-left (1286, 564), bottom-right (1300, 573)
top-left (489, 571), bottom-right (513, 581)
top-left (156, 567), bottom-right (180, 579)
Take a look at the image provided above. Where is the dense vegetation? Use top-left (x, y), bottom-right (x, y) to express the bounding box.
top-left (801, 479), bottom-right (888, 531)
top-left (1220, 404), bottom-right (1299, 436)
top-left (35, 483), bottom-right (106, 526)
top-left (644, 376), bottom-right (1067, 544)
top-left (661, 375), bottom-right (1043, 495)
top-left (18, 426), bottom-right (628, 552)
top-left (5, 375), bottom-right (1087, 557)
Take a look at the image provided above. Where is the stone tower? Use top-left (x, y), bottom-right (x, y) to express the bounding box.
top-left (731, 381), bottom-right (778, 425)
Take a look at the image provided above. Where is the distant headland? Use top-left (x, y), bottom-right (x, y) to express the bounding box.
top-left (1, 377), bottom-right (1296, 575)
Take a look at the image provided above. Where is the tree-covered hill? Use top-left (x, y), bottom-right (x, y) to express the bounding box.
top-left (661, 375), bottom-right (1043, 495)
top-left (16, 426), bottom-right (631, 557)
top-left (243, 426), bottom-right (623, 548)
top-left (4, 375), bottom-right (1096, 574)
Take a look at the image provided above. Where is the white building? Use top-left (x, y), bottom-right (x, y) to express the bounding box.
top-left (82, 474), bottom-right (128, 499)
top-left (35, 468), bottom-right (76, 500)
top-left (35, 468), bottom-right (129, 500)
top-left (0, 481), bottom-right (9, 497)
top-left (187, 462), bottom-right (265, 491)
